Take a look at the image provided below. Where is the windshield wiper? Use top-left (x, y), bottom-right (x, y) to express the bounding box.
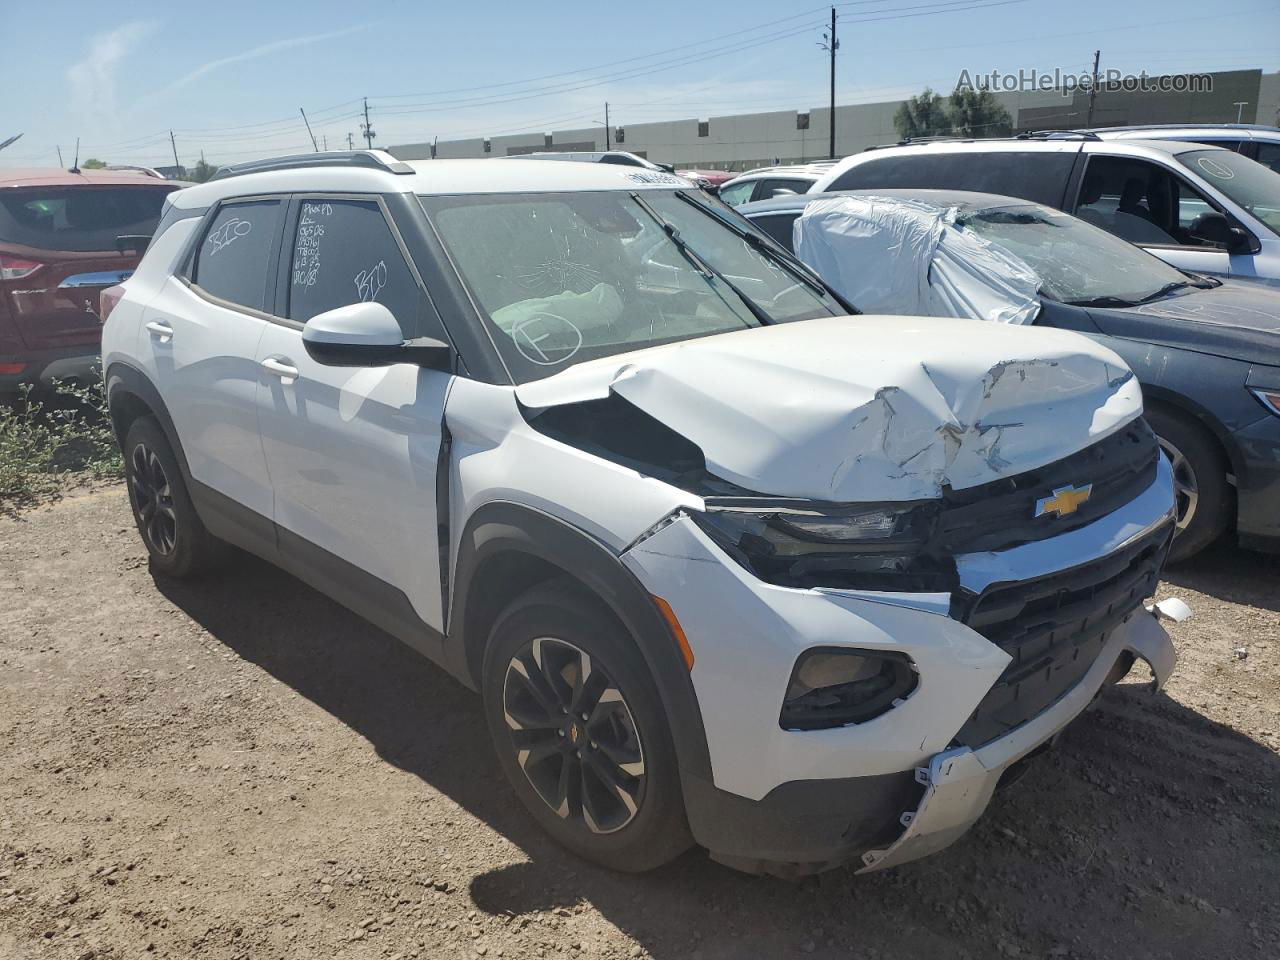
top-left (673, 191), bottom-right (859, 313)
top-left (1065, 295), bottom-right (1139, 308)
top-left (1135, 281), bottom-right (1194, 303)
top-left (630, 192), bottom-right (776, 327)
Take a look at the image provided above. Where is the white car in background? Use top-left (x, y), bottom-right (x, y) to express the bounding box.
top-left (1087, 124), bottom-right (1280, 173)
top-left (812, 135), bottom-right (1280, 285)
top-left (717, 161), bottom-right (837, 206)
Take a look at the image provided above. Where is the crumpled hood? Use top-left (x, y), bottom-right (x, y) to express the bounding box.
top-left (1086, 280), bottom-right (1280, 367)
top-left (515, 315), bottom-right (1142, 502)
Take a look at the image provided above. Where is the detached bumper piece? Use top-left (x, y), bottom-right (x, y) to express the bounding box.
top-left (858, 601), bottom-right (1181, 873)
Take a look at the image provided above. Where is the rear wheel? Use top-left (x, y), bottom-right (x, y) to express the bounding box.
top-left (481, 579), bottom-right (692, 872)
top-left (123, 416), bottom-right (229, 577)
top-left (1145, 406), bottom-right (1231, 562)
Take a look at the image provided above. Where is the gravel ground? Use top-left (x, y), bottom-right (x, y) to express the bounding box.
top-left (1, 486), bottom-right (1277, 960)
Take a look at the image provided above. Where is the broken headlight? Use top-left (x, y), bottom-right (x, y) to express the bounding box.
top-left (780, 648), bottom-right (919, 730)
top-left (691, 499), bottom-right (954, 592)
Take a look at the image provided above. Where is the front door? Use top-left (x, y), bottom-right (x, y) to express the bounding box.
top-left (255, 196), bottom-right (451, 632)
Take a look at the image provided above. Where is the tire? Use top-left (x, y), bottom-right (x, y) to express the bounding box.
top-left (481, 578), bottom-right (693, 872)
top-left (122, 416), bottom-right (229, 577)
top-left (1145, 406), bottom-right (1231, 562)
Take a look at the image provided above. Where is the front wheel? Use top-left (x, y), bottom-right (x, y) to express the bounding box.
top-left (1145, 406), bottom-right (1231, 562)
top-left (481, 579), bottom-right (692, 872)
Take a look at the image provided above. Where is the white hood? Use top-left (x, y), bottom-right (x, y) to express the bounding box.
top-left (515, 315), bottom-right (1142, 502)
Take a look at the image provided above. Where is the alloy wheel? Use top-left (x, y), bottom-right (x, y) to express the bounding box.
top-left (129, 443), bottom-right (178, 555)
top-left (502, 636), bottom-right (645, 834)
top-left (1157, 435), bottom-right (1199, 534)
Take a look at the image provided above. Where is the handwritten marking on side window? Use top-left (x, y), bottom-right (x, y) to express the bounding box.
top-left (292, 203), bottom-right (332, 288)
top-left (207, 217), bottom-right (252, 255)
top-left (354, 261), bottom-right (388, 303)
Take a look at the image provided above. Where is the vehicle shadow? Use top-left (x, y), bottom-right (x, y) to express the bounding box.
top-left (1162, 537), bottom-right (1280, 613)
top-left (153, 554), bottom-right (1280, 960)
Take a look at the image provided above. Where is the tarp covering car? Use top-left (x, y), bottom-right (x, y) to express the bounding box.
top-left (792, 195), bottom-right (1042, 325)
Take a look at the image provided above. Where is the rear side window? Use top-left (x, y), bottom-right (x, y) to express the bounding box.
top-left (718, 180), bottom-right (756, 206)
top-left (287, 199), bottom-right (422, 335)
top-left (191, 199), bottom-right (282, 313)
top-left (828, 152), bottom-right (1076, 207)
top-left (749, 212), bottom-right (801, 252)
top-left (754, 179), bottom-right (809, 201)
top-left (0, 186), bottom-right (172, 252)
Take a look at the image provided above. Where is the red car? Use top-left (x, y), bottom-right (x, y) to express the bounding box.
top-left (0, 169), bottom-right (179, 393)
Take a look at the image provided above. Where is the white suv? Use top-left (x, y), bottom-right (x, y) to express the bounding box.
top-left (101, 150), bottom-right (1183, 877)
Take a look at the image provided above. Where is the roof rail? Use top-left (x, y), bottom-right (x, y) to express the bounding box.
top-left (211, 150), bottom-right (415, 181)
top-left (1015, 129), bottom-right (1101, 141)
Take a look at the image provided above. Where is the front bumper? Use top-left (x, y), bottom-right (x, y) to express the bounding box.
top-left (857, 604), bottom-right (1175, 872)
top-left (622, 458), bottom-right (1178, 873)
top-left (1233, 408), bottom-right (1280, 552)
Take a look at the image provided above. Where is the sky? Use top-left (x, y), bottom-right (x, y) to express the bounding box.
top-left (2, 0), bottom-right (1277, 169)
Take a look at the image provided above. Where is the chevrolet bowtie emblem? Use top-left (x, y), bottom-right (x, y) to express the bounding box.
top-left (1036, 483), bottom-right (1093, 518)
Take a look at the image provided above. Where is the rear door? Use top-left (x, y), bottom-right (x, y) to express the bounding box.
top-left (0, 183), bottom-right (173, 351)
top-left (255, 195), bottom-right (451, 633)
top-left (138, 196), bottom-right (283, 519)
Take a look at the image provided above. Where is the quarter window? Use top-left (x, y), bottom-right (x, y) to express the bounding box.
top-left (191, 199), bottom-right (282, 312)
top-left (287, 199), bottom-right (421, 335)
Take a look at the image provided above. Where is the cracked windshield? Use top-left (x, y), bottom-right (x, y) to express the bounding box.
top-left (421, 190), bottom-right (843, 380)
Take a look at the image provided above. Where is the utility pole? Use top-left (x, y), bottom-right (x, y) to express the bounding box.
top-left (169, 131), bottom-right (180, 175)
top-left (300, 108), bottom-right (318, 152)
top-left (604, 102), bottom-right (611, 150)
top-left (1086, 50), bottom-right (1101, 127)
top-left (347, 132), bottom-right (355, 150)
top-left (57, 145), bottom-right (64, 168)
top-left (322, 135), bottom-right (328, 151)
top-left (361, 97), bottom-right (375, 148)
top-left (819, 8), bottom-right (839, 159)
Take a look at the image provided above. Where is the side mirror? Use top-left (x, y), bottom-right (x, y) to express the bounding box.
top-left (116, 234), bottom-right (151, 255)
top-left (1188, 211), bottom-right (1254, 254)
top-left (302, 302), bottom-right (452, 371)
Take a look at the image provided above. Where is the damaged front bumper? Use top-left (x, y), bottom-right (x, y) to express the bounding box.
top-left (857, 601), bottom-right (1179, 872)
top-left (621, 459), bottom-right (1181, 875)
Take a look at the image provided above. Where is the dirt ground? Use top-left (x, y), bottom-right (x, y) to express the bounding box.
top-left (1, 486), bottom-right (1277, 960)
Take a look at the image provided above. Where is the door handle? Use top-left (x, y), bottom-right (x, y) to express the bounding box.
top-left (261, 357), bottom-right (299, 382)
top-left (145, 320), bottom-right (173, 342)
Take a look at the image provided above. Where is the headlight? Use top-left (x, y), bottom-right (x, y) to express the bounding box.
top-left (780, 647), bottom-right (918, 730)
top-left (1252, 388), bottom-right (1280, 418)
top-left (690, 499), bottom-right (953, 592)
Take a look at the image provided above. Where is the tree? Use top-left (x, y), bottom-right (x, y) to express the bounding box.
top-left (949, 86), bottom-right (1013, 138)
top-left (80, 158), bottom-right (107, 169)
top-left (187, 159), bottom-right (218, 183)
top-left (893, 89), bottom-right (950, 141)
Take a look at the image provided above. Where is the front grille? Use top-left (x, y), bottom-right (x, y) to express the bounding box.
top-left (936, 420), bottom-right (1159, 555)
top-left (951, 522), bottom-right (1172, 749)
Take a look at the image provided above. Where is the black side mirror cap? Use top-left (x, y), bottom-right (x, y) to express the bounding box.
top-left (303, 335), bottom-right (453, 372)
top-left (1187, 212), bottom-right (1257, 254)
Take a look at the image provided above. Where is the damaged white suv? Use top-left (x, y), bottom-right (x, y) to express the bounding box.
top-left (101, 151), bottom-right (1183, 876)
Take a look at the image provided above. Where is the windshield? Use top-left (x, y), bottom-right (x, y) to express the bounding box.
top-left (420, 189), bottom-right (844, 382)
top-left (1175, 149), bottom-right (1280, 237)
top-left (957, 203), bottom-right (1193, 305)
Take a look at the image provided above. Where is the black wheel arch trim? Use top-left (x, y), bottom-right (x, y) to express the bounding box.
top-left (105, 361), bottom-right (194, 484)
top-left (446, 500), bottom-right (712, 783)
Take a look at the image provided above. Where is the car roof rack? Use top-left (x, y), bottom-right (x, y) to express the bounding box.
top-left (210, 150), bottom-right (415, 181)
top-left (1014, 129), bottom-right (1101, 141)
